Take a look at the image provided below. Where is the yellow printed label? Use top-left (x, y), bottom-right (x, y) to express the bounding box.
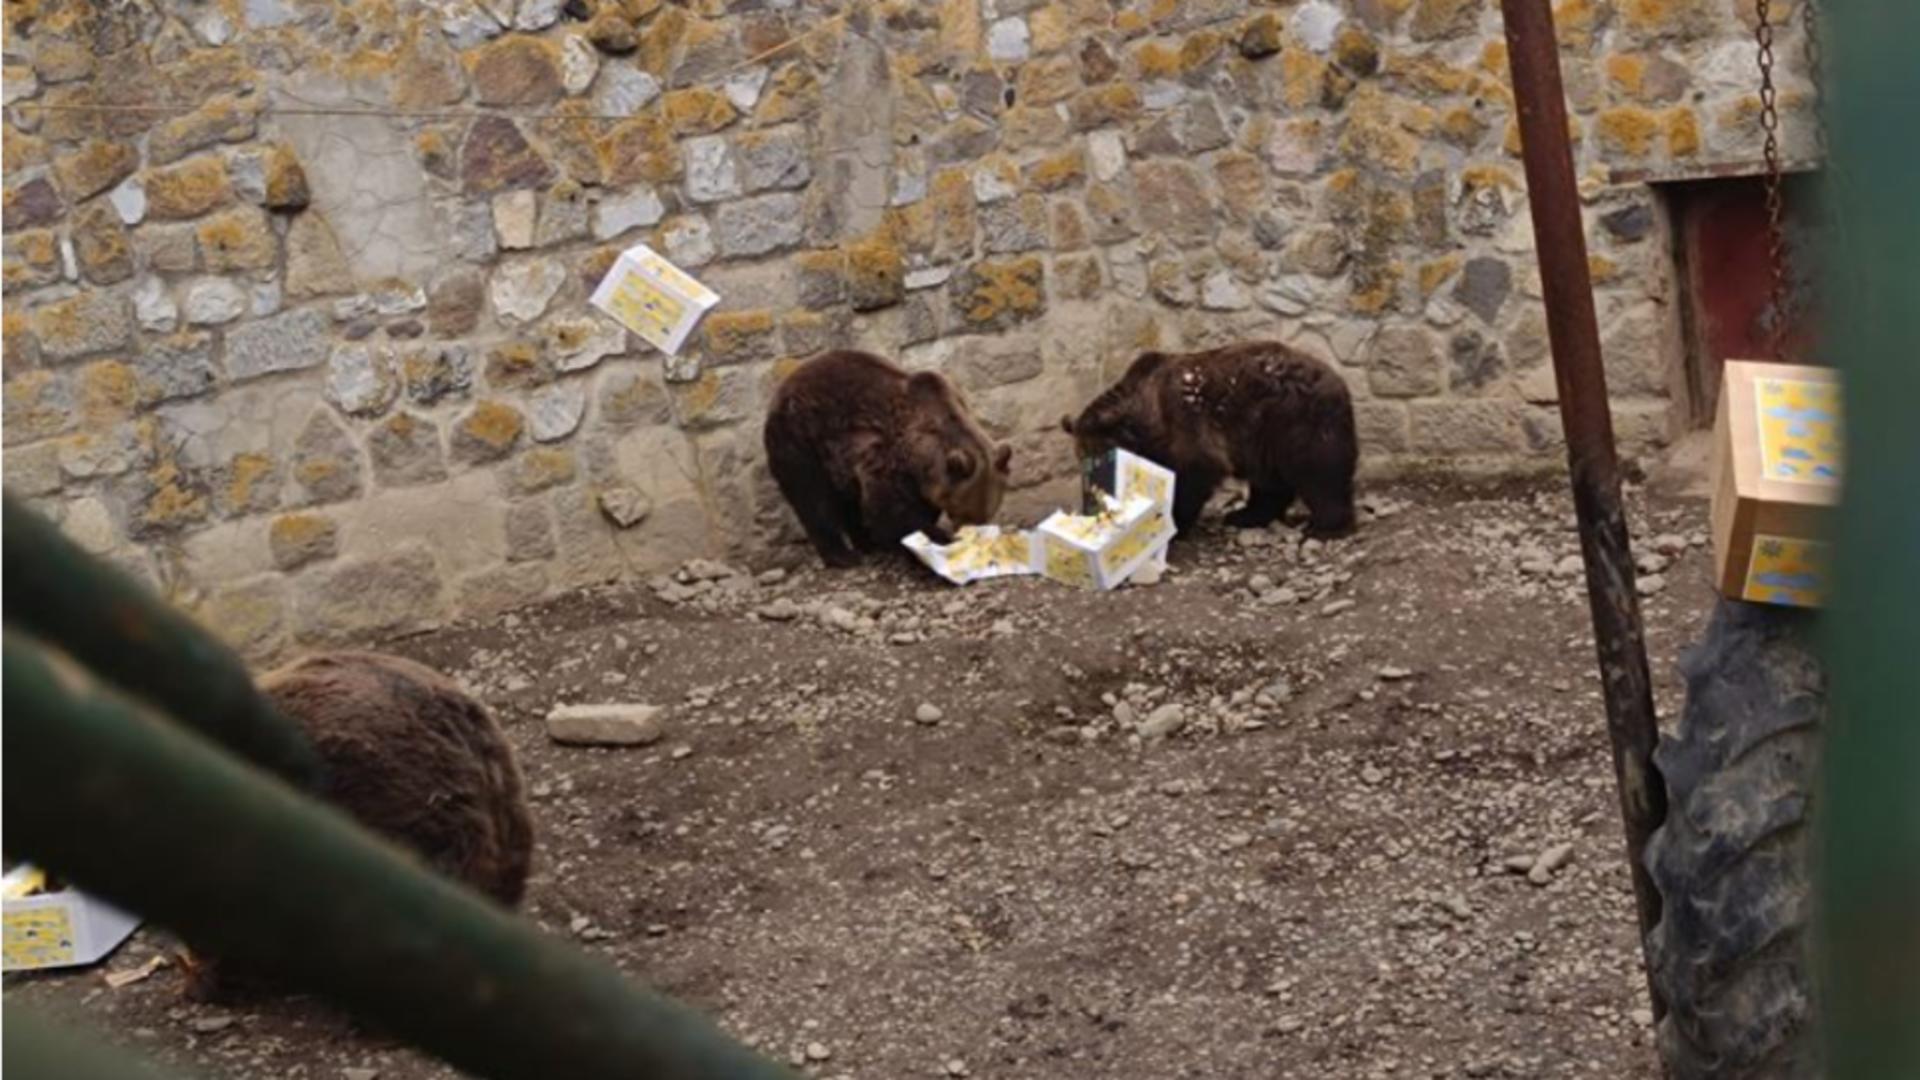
top-left (639, 252), bottom-right (707, 299)
top-left (1122, 461), bottom-right (1172, 509)
top-left (942, 528), bottom-right (1031, 577)
top-left (1043, 538), bottom-right (1095, 588)
top-left (1755, 378), bottom-right (1842, 486)
top-left (1099, 511), bottom-right (1169, 576)
top-left (1741, 534), bottom-right (1829, 608)
top-left (4, 907), bottom-right (77, 968)
top-left (605, 270), bottom-right (687, 343)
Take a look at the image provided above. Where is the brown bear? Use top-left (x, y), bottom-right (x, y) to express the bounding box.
top-left (182, 651), bottom-right (534, 1002)
top-left (764, 349), bottom-right (1013, 567)
top-left (1062, 341), bottom-right (1358, 538)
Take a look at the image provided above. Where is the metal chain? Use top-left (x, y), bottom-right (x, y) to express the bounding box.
top-left (1802, 0), bottom-right (1827, 158)
top-left (1755, 0), bottom-right (1790, 360)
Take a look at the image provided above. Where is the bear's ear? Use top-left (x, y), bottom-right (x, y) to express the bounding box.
top-left (994, 443), bottom-right (1013, 473)
top-left (945, 448), bottom-right (977, 482)
top-left (1129, 351), bottom-right (1171, 379)
top-left (1059, 414), bottom-right (1076, 435)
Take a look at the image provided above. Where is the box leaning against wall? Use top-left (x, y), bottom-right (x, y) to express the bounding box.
top-left (1710, 360), bottom-right (1842, 610)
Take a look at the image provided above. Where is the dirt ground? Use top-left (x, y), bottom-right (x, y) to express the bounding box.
top-left (9, 475), bottom-right (1718, 1080)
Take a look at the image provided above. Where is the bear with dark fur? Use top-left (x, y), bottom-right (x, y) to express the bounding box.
top-left (1062, 341), bottom-right (1358, 538)
top-left (183, 651), bottom-right (533, 1001)
top-left (765, 350), bottom-right (1013, 567)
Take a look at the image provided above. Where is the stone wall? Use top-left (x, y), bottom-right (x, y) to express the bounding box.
top-left (1, 0), bottom-right (1817, 658)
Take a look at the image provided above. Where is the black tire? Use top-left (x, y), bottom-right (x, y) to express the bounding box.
top-left (1646, 597), bottom-right (1826, 1079)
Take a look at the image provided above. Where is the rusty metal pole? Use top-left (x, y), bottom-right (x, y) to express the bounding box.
top-left (1499, 0), bottom-right (1669, 1020)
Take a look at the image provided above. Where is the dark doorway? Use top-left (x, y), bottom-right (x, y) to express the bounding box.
top-left (1659, 171), bottom-right (1823, 427)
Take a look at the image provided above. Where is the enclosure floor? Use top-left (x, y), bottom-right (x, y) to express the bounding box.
top-left (10, 476), bottom-right (1714, 1080)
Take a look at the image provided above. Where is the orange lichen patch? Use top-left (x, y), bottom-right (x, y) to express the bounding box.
top-left (1178, 30), bottom-right (1224, 73)
top-left (1394, 54), bottom-right (1474, 97)
top-left (1419, 255), bottom-right (1463, 296)
top-left (1132, 38), bottom-right (1183, 79)
top-left (662, 87), bottom-right (739, 137)
top-left (958, 257), bottom-right (1045, 327)
top-left (78, 360), bottom-right (139, 422)
top-left (1113, 9), bottom-right (1148, 36)
top-left (143, 156), bottom-right (232, 220)
top-left (598, 114), bottom-right (679, 186)
top-left (1280, 50), bottom-right (1327, 110)
top-left (1664, 107), bottom-right (1701, 157)
top-left (1027, 147), bottom-right (1086, 192)
top-left (270, 512), bottom-right (334, 550)
top-left (1552, 0), bottom-right (1603, 50)
top-left (461, 400), bottom-right (525, 451)
top-left (755, 63), bottom-right (820, 125)
top-left (1595, 106), bottom-right (1660, 157)
top-left (196, 209), bottom-right (276, 271)
top-left (701, 309), bottom-right (778, 360)
top-left (1348, 261), bottom-right (1404, 315)
top-left (225, 452), bottom-right (274, 510)
top-left (930, 167), bottom-right (976, 256)
top-left (1588, 255), bottom-right (1622, 284)
top-left (1461, 164), bottom-right (1521, 192)
top-left (1069, 83), bottom-right (1142, 129)
top-left (1480, 41), bottom-right (1510, 74)
top-left (509, 447), bottom-right (576, 493)
top-left (1441, 107), bottom-right (1490, 147)
top-left (142, 461), bottom-right (209, 531)
top-left (1015, 54), bottom-right (1079, 106)
top-left (1605, 54), bottom-right (1646, 97)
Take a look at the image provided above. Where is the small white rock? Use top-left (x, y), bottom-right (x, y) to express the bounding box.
top-left (546, 704), bottom-right (665, 747)
top-left (915, 703), bottom-right (944, 725)
top-left (1139, 703), bottom-right (1186, 739)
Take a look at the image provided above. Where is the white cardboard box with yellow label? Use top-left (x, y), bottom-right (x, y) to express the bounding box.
top-left (1710, 359), bottom-right (1842, 609)
top-left (589, 244), bottom-right (720, 356)
top-left (1036, 493), bottom-right (1177, 591)
top-left (902, 526), bottom-right (1040, 585)
top-left (2, 864), bottom-right (140, 972)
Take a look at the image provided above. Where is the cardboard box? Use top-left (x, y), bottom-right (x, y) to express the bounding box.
top-left (1037, 494), bottom-right (1177, 591)
top-left (588, 244), bottom-right (719, 356)
top-left (1710, 360), bottom-right (1842, 609)
top-left (1082, 448), bottom-right (1177, 517)
top-left (3, 864), bottom-right (140, 971)
top-left (903, 526), bottom-right (1039, 585)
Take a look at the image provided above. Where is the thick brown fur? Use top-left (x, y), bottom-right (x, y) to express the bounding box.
top-left (1063, 342), bottom-right (1358, 538)
top-left (764, 350), bottom-right (1013, 567)
top-left (183, 651), bottom-right (533, 1002)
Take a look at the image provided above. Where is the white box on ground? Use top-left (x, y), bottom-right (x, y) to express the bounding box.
top-left (2, 864), bottom-right (140, 971)
top-left (903, 526), bottom-right (1040, 585)
top-left (1036, 493), bottom-right (1176, 591)
top-left (589, 244), bottom-right (720, 356)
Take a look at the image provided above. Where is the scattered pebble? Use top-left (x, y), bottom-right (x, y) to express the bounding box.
top-left (546, 703), bottom-right (665, 747)
top-left (915, 703), bottom-right (944, 725)
top-left (1528, 841), bottom-right (1575, 886)
top-left (1139, 703), bottom-right (1186, 739)
top-left (1321, 599), bottom-right (1356, 617)
top-left (805, 1041), bottom-right (832, 1062)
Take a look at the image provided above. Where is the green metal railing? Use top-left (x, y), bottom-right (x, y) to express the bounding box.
top-left (2, 498), bottom-right (796, 1080)
top-left (1814, 2), bottom-right (1920, 1076)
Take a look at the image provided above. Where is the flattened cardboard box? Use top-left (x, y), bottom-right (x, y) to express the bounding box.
top-left (3, 864), bottom-right (140, 971)
top-left (1711, 360), bottom-right (1841, 609)
top-left (589, 244), bottom-right (719, 356)
top-left (902, 526), bottom-right (1039, 585)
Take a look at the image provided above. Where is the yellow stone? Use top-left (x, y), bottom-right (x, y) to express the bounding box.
top-left (143, 156), bottom-right (231, 220)
top-left (662, 88), bottom-right (738, 137)
top-left (1595, 107), bottom-right (1660, 157)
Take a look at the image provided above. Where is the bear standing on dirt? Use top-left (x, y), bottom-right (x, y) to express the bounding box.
top-left (183, 651), bottom-right (534, 1001)
top-left (764, 350), bottom-right (1013, 567)
top-left (1062, 342), bottom-right (1358, 538)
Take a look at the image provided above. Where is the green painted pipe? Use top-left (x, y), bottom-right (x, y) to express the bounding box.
top-left (0, 496), bottom-right (318, 786)
top-left (1814, 1), bottom-right (1920, 1076)
top-left (2, 1006), bottom-right (200, 1080)
top-left (2, 630), bottom-right (797, 1080)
